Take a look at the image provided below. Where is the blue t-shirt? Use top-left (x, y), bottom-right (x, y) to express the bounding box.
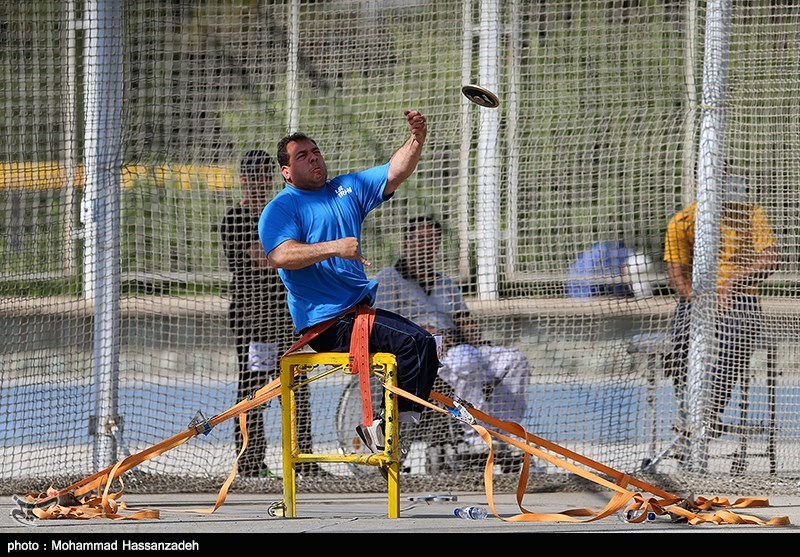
top-left (259, 162), bottom-right (392, 333)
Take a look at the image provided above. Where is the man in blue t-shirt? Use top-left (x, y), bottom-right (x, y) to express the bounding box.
top-left (259, 110), bottom-right (439, 453)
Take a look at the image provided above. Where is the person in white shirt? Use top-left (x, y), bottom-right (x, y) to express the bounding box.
top-left (373, 216), bottom-right (531, 471)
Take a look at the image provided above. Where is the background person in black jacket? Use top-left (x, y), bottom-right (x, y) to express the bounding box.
top-left (221, 149), bottom-right (324, 477)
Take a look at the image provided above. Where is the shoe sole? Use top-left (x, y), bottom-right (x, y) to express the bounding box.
top-left (355, 425), bottom-right (385, 453)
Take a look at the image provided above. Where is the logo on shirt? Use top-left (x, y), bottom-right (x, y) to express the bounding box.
top-left (335, 185), bottom-right (353, 198)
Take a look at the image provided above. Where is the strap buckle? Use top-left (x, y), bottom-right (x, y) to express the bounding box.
top-left (448, 397), bottom-right (476, 425)
top-left (188, 410), bottom-right (212, 436)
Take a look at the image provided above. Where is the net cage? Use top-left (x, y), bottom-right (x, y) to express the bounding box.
top-left (2, 0), bottom-right (800, 498)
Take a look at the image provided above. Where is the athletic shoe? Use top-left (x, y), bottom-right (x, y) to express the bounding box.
top-left (355, 419), bottom-right (385, 452)
top-left (296, 462), bottom-right (334, 478)
top-left (239, 467), bottom-right (277, 479)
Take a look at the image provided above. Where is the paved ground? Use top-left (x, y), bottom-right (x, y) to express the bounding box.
top-left (2, 489), bottom-right (799, 543)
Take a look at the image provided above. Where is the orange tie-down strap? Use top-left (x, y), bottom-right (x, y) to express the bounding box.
top-left (348, 305), bottom-right (376, 426)
top-left (281, 304), bottom-right (376, 426)
top-left (11, 374), bottom-right (285, 522)
top-left (12, 305), bottom-right (377, 523)
top-left (384, 383), bottom-right (790, 527)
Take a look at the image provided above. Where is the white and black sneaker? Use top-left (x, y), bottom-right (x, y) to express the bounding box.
top-left (355, 419), bottom-right (386, 452)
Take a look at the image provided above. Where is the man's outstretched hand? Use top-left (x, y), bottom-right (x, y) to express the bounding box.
top-left (404, 109), bottom-right (427, 146)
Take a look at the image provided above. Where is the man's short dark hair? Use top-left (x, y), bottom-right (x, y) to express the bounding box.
top-left (276, 132), bottom-right (317, 168)
top-left (239, 149), bottom-right (273, 181)
top-left (405, 215), bottom-right (442, 237)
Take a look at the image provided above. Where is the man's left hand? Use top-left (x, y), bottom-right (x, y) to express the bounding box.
top-left (404, 110), bottom-right (427, 145)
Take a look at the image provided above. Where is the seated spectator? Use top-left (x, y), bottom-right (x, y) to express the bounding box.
top-left (566, 240), bottom-right (654, 300)
top-left (373, 216), bottom-right (531, 472)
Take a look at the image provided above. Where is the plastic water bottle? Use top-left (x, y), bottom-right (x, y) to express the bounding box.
top-left (454, 506), bottom-right (488, 520)
top-left (618, 509), bottom-right (656, 523)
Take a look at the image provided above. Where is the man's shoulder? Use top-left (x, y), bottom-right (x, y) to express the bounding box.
top-left (266, 185), bottom-right (294, 202)
top-left (262, 187), bottom-right (299, 219)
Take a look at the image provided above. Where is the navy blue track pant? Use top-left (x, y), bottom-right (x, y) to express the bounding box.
top-left (307, 307), bottom-right (441, 414)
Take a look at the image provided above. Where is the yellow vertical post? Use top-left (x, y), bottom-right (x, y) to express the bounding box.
top-left (280, 357), bottom-right (297, 518)
top-left (382, 356), bottom-right (401, 518)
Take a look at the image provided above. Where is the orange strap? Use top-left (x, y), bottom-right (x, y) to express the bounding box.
top-left (15, 303), bottom-right (379, 522)
top-left (15, 375), bottom-right (284, 521)
top-left (281, 317), bottom-right (338, 358)
top-left (17, 360), bottom-right (789, 526)
top-left (282, 304), bottom-right (376, 427)
top-left (349, 305), bottom-right (376, 426)
top-left (383, 382), bottom-right (790, 526)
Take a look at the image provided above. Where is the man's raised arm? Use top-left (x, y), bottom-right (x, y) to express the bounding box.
top-left (386, 110), bottom-right (427, 195)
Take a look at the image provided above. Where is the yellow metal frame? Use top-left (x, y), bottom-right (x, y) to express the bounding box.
top-left (280, 352), bottom-right (400, 518)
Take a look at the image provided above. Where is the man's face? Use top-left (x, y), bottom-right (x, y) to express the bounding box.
top-left (281, 138), bottom-right (328, 190)
top-left (404, 224), bottom-right (442, 278)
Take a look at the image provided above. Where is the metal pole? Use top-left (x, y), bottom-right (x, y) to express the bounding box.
top-left (82, 0), bottom-right (123, 470)
top-left (476, 0), bottom-right (500, 300)
top-left (687, 0), bottom-right (730, 472)
top-left (458, 0), bottom-right (472, 281)
top-left (287, 0), bottom-right (300, 133)
top-left (505, 0), bottom-right (520, 281)
top-left (63, 0), bottom-right (77, 279)
top-left (683, 0), bottom-right (699, 207)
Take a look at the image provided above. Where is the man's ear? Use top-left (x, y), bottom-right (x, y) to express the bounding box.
top-left (281, 166), bottom-right (292, 184)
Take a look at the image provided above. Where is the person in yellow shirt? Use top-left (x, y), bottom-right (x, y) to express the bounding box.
top-left (663, 172), bottom-right (779, 439)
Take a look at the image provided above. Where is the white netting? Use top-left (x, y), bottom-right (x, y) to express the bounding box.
top-left (1, 1), bottom-right (799, 497)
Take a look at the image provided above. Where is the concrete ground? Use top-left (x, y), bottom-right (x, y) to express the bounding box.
top-left (2, 489), bottom-right (799, 542)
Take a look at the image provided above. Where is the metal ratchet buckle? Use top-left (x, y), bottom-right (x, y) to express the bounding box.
top-left (448, 397), bottom-right (476, 425)
top-left (188, 410), bottom-right (212, 436)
